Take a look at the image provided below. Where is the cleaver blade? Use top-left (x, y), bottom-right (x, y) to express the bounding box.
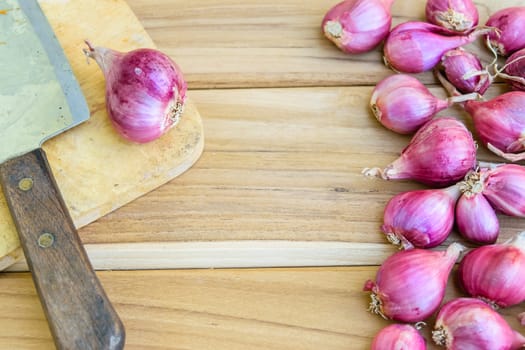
top-left (0, 1), bottom-right (125, 349)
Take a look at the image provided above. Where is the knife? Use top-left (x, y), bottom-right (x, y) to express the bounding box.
top-left (0, 1), bottom-right (125, 349)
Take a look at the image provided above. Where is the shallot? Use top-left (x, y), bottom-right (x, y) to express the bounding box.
top-left (425, 0), bottom-right (478, 32)
top-left (482, 163), bottom-right (525, 217)
top-left (84, 41), bottom-right (187, 143)
top-left (455, 191), bottom-right (499, 244)
top-left (455, 170), bottom-right (499, 244)
top-left (381, 184), bottom-right (460, 249)
top-left (458, 231), bottom-right (525, 308)
top-left (461, 91), bottom-right (525, 162)
top-left (363, 117), bottom-right (477, 187)
top-left (383, 21), bottom-right (489, 73)
top-left (440, 48), bottom-right (490, 95)
top-left (370, 74), bottom-right (475, 134)
top-left (371, 324), bottom-right (426, 350)
top-left (322, 0), bottom-right (394, 54)
top-left (432, 298), bottom-right (525, 349)
top-left (364, 243), bottom-right (464, 323)
top-left (486, 7), bottom-right (525, 56)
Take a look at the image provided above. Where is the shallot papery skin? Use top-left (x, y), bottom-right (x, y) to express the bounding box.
top-left (441, 48), bottom-right (490, 95)
top-left (371, 324), bottom-right (427, 350)
top-left (370, 74), bottom-right (451, 134)
top-left (464, 91), bottom-right (525, 162)
top-left (503, 48), bottom-right (525, 91)
top-left (482, 164), bottom-right (525, 217)
top-left (458, 231), bottom-right (525, 308)
top-left (425, 0), bottom-right (478, 32)
top-left (432, 298), bottom-right (525, 349)
top-left (322, 0), bottom-right (394, 54)
top-left (455, 191), bottom-right (499, 244)
top-left (364, 243), bottom-right (464, 323)
top-left (486, 7), bottom-right (525, 56)
top-left (84, 42), bottom-right (187, 143)
top-left (383, 21), bottom-right (485, 73)
top-left (381, 184), bottom-right (460, 249)
top-left (363, 117), bottom-right (477, 187)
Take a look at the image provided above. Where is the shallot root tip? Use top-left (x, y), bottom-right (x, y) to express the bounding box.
top-left (385, 232), bottom-right (402, 246)
top-left (370, 103), bottom-right (381, 120)
top-left (458, 170), bottom-right (483, 195)
top-left (168, 101), bottom-right (185, 125)
top-left (362, 167), bottom-right (387, 179)
top-left (368, 293), bottom-right (388, 320)
top-left (384, 232), bottom-right (414, 250)
top-left (324, 20), bottom-right (343, 39)
top-left (437, 10), bottom-right (467, 32)
top-left (432, 326), bottom-right (448, 346)
top-left (487, 143), bottom-right (525, 162)
top-left (447, 242), bottom-right (467, 258)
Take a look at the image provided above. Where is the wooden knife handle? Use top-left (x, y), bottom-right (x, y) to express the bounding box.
top-left (0, 149), bottom-right (125, 350)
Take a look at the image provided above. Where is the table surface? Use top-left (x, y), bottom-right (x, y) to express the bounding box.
top-left (3, 0), bottom-right (525, 349)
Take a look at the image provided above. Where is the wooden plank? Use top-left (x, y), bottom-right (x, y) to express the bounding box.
top-left (127, 0), bottom-right (522, 88)
top-left (6, 241), bottom-right (395, 271)
top-left (24, 84), bottom-right (510, 269)
top-left (1, 267), bottom-right (524, 349)
top-left (0, 0), bottom-right (204, 268)
top-left (7, 83), bottom-right (525, 270)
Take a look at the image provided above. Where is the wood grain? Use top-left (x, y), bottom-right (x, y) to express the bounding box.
top-left (65, 84), bottom-right (524, 268)
top-left (6, 65), bottom-right (525, 268)
top-left (127, 0), bottom-right (521, 88)
top-left (1, 267), bottom-right (525, 349)
top-left (6, 241), bottom-right (395, 271)
top-left (0, 149), bottom-right (124, 350)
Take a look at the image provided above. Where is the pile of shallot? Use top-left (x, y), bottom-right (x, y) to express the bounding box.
top-left (322, 0), bottom-right (525, 348)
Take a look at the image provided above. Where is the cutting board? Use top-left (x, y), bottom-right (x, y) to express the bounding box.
top-left (0, 0), bottom-right (204, 269)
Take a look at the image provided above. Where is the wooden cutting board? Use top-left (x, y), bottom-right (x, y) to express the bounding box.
top-left (0, 0), bottom-right (204, 269)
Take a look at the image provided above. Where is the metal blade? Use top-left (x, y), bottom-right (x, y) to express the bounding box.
top-left (0, 0), bottom-right (89, 164)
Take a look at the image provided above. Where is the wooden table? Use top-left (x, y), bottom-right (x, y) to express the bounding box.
top-left (2, 0), bottom-right (525, 349)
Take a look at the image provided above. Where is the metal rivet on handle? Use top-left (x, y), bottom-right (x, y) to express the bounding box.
top-left (18, 177), bottom-right (33, 191)
top-left (38, 233), bottom-right (55, 248)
